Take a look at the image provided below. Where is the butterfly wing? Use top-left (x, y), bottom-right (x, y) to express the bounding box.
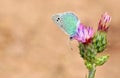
top-left (52, 12), bottom-right (80, 36)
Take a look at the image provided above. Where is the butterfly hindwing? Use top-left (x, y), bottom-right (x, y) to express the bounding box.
top-left (52, 12), bottom-right (80, 36)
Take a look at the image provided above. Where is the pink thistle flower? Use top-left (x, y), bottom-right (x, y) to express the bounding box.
top-left (98, 12), bottom-right (111, 32)
top-left (73, 24), bottom-right (94, 44)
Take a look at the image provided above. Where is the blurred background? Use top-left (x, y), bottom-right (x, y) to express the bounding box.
top-left (0, 0), bottom-right (119, 78)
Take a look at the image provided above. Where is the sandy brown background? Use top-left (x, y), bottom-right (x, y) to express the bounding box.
top-left (0, 0), bottom-right (119, 78)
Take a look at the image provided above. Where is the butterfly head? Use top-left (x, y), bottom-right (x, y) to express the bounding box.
top-left (52, 14), bottom-right (62, 26)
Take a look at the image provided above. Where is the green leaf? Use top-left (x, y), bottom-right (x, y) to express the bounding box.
top-left (95, 55), bottom-right (109, 66)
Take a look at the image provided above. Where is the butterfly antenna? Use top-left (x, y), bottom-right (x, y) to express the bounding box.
top-left (68, 38), bottom-right (73, 51)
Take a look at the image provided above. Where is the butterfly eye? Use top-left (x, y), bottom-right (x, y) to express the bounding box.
top-left (57, 18), bottom-right (60, 21)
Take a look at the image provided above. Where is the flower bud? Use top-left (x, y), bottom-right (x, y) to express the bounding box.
top-left (95, 55), bottom-right (109, 66)
top-left (92, 31), bottom-right (107, 53)
top-left (98, 12), bottom-right (111, 32)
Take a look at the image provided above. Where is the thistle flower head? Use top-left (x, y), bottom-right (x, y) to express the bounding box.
top-left (98, 12), bottom-right (111, 32)
top-left (73, 24), bottom-right (94, 44)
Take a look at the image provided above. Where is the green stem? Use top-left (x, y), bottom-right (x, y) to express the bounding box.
top-left (88, 64), bottom-right (96, 78)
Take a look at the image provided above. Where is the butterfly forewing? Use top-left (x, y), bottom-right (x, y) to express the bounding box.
top-left (52, 12), bottom-right (80, 36)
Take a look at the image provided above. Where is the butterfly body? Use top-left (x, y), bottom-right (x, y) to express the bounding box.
top-left (52, 12), bottom-right (80, 37)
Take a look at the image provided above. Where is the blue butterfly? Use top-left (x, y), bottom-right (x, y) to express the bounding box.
top-left (52, 12), bottom-right (80, 39)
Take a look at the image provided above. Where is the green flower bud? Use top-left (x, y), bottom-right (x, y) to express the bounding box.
top-left (79, 43), bottom-right (97, 63)
top-left (92, 31), bottom-right (107, 53)
top-left (95, 55), bottom-right (109, 66)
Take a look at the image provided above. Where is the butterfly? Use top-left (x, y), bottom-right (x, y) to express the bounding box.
top-left (52, 12), bottom-right (80, 39)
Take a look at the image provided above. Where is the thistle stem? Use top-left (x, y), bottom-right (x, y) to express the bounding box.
top-left (88, 64), bottom-right (96, 78)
